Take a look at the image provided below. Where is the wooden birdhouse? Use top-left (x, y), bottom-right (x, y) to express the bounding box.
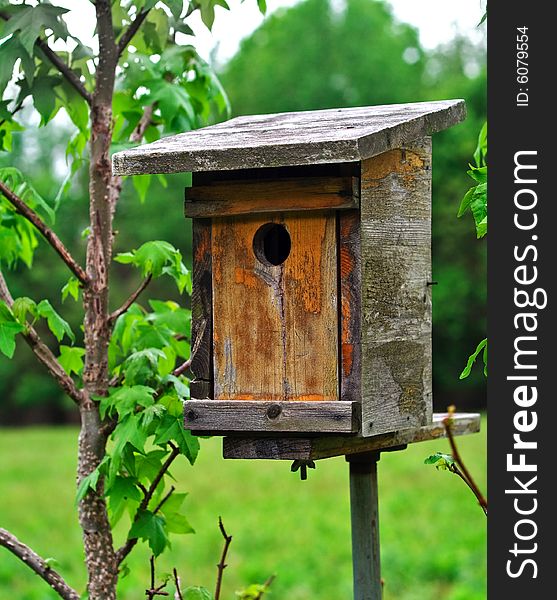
top-left (113, 100), bottom-right (466, 441)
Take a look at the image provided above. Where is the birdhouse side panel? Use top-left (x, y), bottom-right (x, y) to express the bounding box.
top-left (211, 211), bottom-right (339, 402)
top-left (360, 137), bottom-right (433, 437)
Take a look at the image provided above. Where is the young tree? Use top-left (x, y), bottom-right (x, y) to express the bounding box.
top-left (0, 2), bottom-right (261, 598)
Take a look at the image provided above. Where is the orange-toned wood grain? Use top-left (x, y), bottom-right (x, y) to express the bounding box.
top-left (211, 211), bottom-right (338, 401)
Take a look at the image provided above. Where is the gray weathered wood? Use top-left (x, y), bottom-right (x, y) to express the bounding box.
top-left (189, 219), bottom-right (213, 399)
top-left (184, 400), bottom-right (358, 433)
top-left (359, 138), bottom-right (433, 437)
top-left (112, 100), bottom-right (465, 175)
top-left (349, 453), bottom-right (382, 600)
top-left (185, 176), bottom-right (359, 218)
top-left (222, 412), bottom-right (480, 460)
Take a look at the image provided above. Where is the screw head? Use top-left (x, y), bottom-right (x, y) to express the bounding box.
top-left (266, 403), bottom-right (282, 420)
top-left (186, 409), bottom-right (197, 421)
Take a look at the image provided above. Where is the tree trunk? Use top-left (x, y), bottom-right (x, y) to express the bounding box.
top-left (78, 2), bottom-right (119, 597)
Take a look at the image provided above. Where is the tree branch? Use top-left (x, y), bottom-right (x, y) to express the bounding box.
top-left (214, 517), bottom-right (233, 600)
top-left (0, 11), bottom-right (91, 105)
top-left (36, 39), bottom-right (92, 104)
top-left (0, 180), bottom-right (89, 285)
top-left (0, 528), bottom-right (80, 600)
top-left (0, 270), bottom-right (85, 406)
top-left (172, 318), bottom-right (206, 378)
top-left (443, 412), bottom-right (488, 516)
top-left (117, 9), bottom-right (151, 57)
top-left (116, 443), bottom-right (181, 564)
top-left (108, 274), bottom-right (152, 326)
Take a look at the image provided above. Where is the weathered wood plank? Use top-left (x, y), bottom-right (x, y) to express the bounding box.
top-left (189, 219), bottom-right (213, 399)
top-left (222, 413), bottom-right (481, 460)
top-left (359, 138), bottom-right (433, 437)
top-left (339, 209), bottom-right (362, 404)
top-left (184, 400), bottom-right (358, 433)
top-left (211, 211), bottom-right (338, 402)
top-left (349, 454), bottom-right (382, 600)
top-left (185, 176), bottom-right (359, 218)
top-left (112, 100), bottom-right (465, 175)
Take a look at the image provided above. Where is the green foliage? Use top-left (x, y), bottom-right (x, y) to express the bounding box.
top-left (458, 123), bottom-right (488, 239)
top-left (57, 345), bottom-right (85, 375)
top-left (115, 241), bottom-right (192, 293)
top-left (236, 582), bottom-right (272, 599)
top-left (0, 300), bottom-right (25, 358)
top-left (460, 338), bottom-right (488, 379)
top-left (184, 587), bottom-right (213, 600)
top-left (424, 452), bottom-right (456, 471)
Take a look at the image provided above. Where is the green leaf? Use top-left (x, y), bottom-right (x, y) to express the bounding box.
top-left (100, 385), bottom-right (155, 419)
top-left (128, 509), bottom-right (169, 556)
top-left (2, 4), bottom-right (70, 58)
top-left (115, 241), bottom-right (181, 278)
top-left (32, 75), bottom-right (62, 125)
top-left (184, 587), bottom-right (213, 600)
top-left (0, 36), bottom-right (22, 97)
top-left (473, 122), bottom-right (487, 167)
top-left (160, 492), bottom-right (195, 534)
top-left (61, 277), bottom-right (80, 302)
top-left (11, 296), bottom-right (37, 324)
top-left (107, 475), bottom-right (142, 525)
top-left (76, 467), bottom-right (102, 503)
top-left (132, 174), bottom-right (152, 203)
top-left (256, 0), bottom-right (267, 14)
top-left (112, 414), bottom-right (148, 456)
top-left (0, 315), bottom-right (25, 358)
top-left (155, 414), bottom-right (199, 464)
top-left (467, 166), bottom-right (487, 184)
top-left (58, 345), bottom-right (85, 376)
top-left (460, 338), bottom-right (488, 379)
top-left (36, 299), bottom-right (75, 343)
top-left (424, 452), bottom-right (455, 471)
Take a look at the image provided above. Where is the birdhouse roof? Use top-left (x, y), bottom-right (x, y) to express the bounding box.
top-left (112, 99), bottom-right (465, 175)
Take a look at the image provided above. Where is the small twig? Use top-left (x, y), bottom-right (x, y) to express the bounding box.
top-left (108, 274), bottom-right (152, 326)
top-left (0, 528), bottom-right (80, 600)
top-left (0, 180), bottom-right (89, 285)
top-left (0, 98), bottom-right (24, 127)
top-left (443, 412), bottom-right (488, 515)
top-left (254, 574), bottom-right (276, 600)
top-left (145, 555), bottom-right (169, 598)
top-left (215, 517), bottom-right (233, 600)
top-left (117, 9), bottom-right (151, 56)
top-left (173, 568), bottom-right (183, 600)
top-left (172, 319), bottom-right (206, 377)
top-left (0, 271), bottom-right (84, 406)
top-left (153, 485), bottom-right (175, 515)
top-left (116, 443), bottom-right (181, 564)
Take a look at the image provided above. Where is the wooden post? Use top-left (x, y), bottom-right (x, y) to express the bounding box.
top-left (348, 452), bottom-right (382, 600)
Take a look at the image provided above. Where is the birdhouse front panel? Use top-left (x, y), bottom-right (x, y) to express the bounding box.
top-left (211, 211), bottom-right (339, 403)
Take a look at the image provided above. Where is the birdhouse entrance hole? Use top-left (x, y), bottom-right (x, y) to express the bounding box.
top-left (253, 223), bottom-right (291, 266)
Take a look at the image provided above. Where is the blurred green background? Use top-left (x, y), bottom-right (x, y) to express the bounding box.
top-left (1, 0), bottom-right (486, 598)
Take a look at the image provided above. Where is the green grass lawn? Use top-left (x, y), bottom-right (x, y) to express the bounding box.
top-left (0, 420), bottom-right (486, 599)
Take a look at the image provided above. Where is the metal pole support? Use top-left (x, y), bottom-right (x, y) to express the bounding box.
top-left (348, 451), bottom-right (382, 600)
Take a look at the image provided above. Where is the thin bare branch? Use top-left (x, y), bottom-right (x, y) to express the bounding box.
top-left (36, 39), bottom-right (92, 104)
top-left (0, 270), bottom-right (84, 406)
top-left (173, 569), bottom-right (183, 600)
top-left (0, 528), bottom-right (80, 600)
top-left (215, 517), bottom-right (233, 600)
top-left (0, 11), bottom-right (91, 104)
top-left (0, 180), bottom-right (89, 285)
top-left (172, 319), bottom-right (206, 377)
top-left (117, 9), bottom-right (151, 57)
top-left (0, 98), bottom-right (24, 128)
top-left (145, 555), bottom-right (169, 599)
top-left (108, 274), bottom-right (152, 326)
top-left (444, 412), bottom-right (488, 515)
top-left (116, 443), bottom-right (181, 564)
